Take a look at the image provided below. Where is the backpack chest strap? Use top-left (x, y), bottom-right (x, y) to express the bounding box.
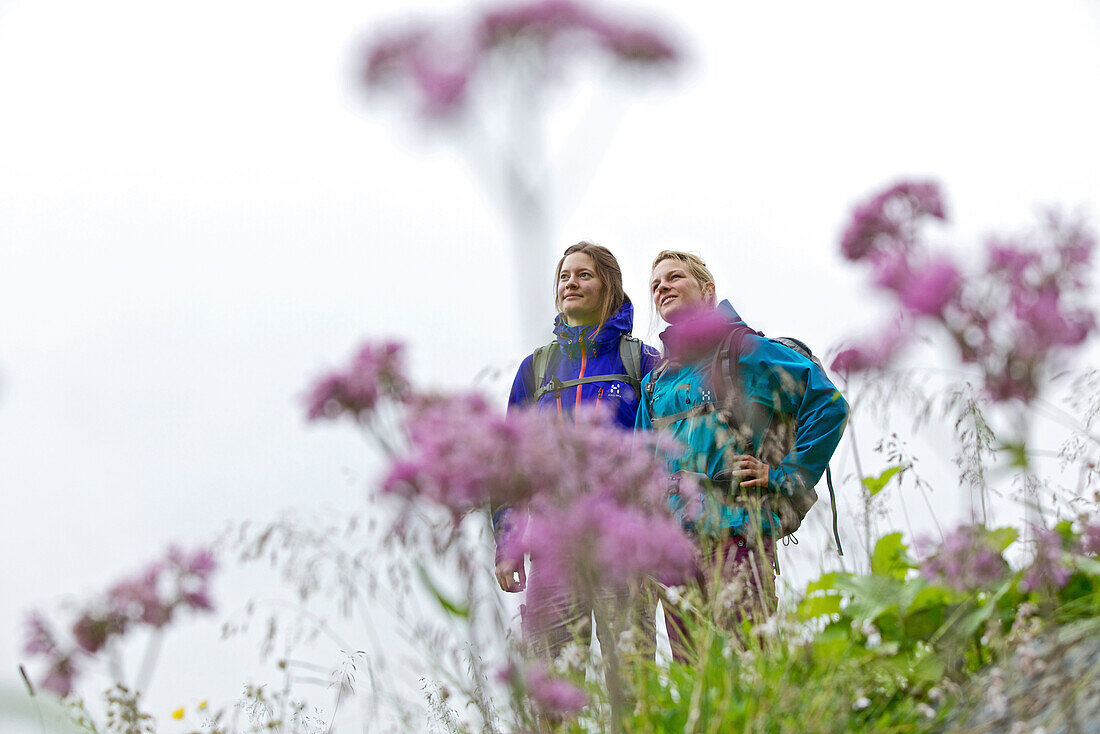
top-left (650, 402), bottom-right (717, 431)
top-left (533, 374), bottom-right (638, 402)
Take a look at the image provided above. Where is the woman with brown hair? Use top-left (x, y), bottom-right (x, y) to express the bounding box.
top-left (493, 241), bottom-right (661, 656)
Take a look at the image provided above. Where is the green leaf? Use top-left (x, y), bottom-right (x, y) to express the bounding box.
top-left (806, 572), bottom-right (839, 594)
top-left (999, 441), bottom-right (1029, 469)
top-left (415, 563), bottom-right (469, 618)
top-left (861, 465), bottom-right (904, 497)
top-left (987, 526), bottom-right (1019, 553)
top-left (798, 593), bottom-right (842, 620)
top-left (1076, 556), bottom-right (1100, 577)
top-left (871, 532), bottom-right (914, 580)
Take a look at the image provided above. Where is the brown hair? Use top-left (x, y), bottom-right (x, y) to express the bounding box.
top-left (554, 241), bottom-right (630, 327)
top-left (650, 250), bottom-right (717, 306)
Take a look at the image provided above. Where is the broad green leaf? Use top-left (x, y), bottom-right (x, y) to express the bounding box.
top-left (871, 532), bottom-right (914, 580)
top-left (415, 563), bottom-right (469, 618)
top-left (798, 593), bottom-right (842, 620)
top-left (861, 465), bottom-right (904, 497)
top-left (806, 572), bottom-right (839, 594)
top-left (988, 526), bottom-right (1019, 553)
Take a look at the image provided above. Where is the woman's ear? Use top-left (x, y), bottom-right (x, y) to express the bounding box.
top-left (705, 282), bottom-right (717, 305)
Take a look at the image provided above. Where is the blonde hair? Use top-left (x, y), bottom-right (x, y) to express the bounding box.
top-left (651, 250), bottom-right (717, 306)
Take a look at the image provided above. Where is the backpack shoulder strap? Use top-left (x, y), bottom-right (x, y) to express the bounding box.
top-left (530, 342), bottom-right (556, 403)
top-left (618, 335), bottom-right (643, 389)
top-left (712, 324), bottom-right (760, 407)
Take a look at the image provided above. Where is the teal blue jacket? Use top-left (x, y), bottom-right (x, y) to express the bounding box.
top-left (635, 301), bottom-right (848, 535)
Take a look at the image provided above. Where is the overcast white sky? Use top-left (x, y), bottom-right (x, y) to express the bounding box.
top-left (2, 0), bottom-right (1099, 730)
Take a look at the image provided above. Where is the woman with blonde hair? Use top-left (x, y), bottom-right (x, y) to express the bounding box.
top-left (638, 250), bottom-right (849, 654)
top-left (493, 241), bottom-right (661, 656)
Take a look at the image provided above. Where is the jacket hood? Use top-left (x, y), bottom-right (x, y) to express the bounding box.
top-left (553, 301), bottom-right (635, 358)
top-left (659, 299), bottom-right (749, 362)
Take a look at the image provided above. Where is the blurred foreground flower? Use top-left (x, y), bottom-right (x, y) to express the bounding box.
top-left (362, 0), bottom-right (678, 120)
top-left (306, 341), bottom-right (408, 421)
top-left (23, 545), bottom-right (217, 697)
top-left (833, 181), bottom-right (1095, 403)
top-left (499, 661), bottom-right (587, 718)
top-left (916, 524), bottom-right (1012, 592)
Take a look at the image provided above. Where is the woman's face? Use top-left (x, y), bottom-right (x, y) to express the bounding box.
top-left (557, 252), bottom-right (606, 327)
top-left (651, 258), bottom-right (714, 324)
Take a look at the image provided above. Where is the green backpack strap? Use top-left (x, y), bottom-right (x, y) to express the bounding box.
top-left (618, 335), bottom-right (643, 390)
top-left (530, 341), bottom-right (556, 405)
top-left (531, 334), bottom-right (644, 403)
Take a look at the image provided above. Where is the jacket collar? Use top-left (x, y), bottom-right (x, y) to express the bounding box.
top-left (553, 301), bottom-right (635, 359)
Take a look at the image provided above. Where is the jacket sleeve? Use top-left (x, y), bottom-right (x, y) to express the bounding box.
top-left (508, 353), bottom-right (537, 413)
top-left (494, 353), bottom-right (537, 563)
top-left (742, 339), bottom-right (849, 495)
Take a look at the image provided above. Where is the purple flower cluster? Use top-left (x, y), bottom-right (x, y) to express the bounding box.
top-left (832, 182), bottom-right (1095, 403)
top-left (917, 524), bottom-right (1010, 592)
top-left (1019, 527), bottom-right (1073, 593)
top-left (1081, 522), bottom-right (1100, 556)
top-left (383, 397), bottom-right (694, 602)
top-left (499, 661), bottom-right (587, 717)
top-left (523, 493), bottom-right (694, 603)
top-left (362, 0), bottom-right (678, 119)
top-left (23, 546), bottom-right (216, 697)
top-left (305, 341), bottom-right (408, 421)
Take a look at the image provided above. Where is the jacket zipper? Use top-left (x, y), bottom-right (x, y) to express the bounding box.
top-left (595, 387), bottom-right (603, 411)
top-left (575, 338), bottom-right (587, 411)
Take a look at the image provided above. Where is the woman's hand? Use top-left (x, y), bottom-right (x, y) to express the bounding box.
top-left (728, 454), bottom-right (769, 490)
top-left (496, 557), bottom-right (526, 592)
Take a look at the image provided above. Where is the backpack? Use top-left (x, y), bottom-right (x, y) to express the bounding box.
top-left (711, 326), bottom-right (844, 557)
top-left (530, 335), bottom-right (644, 403)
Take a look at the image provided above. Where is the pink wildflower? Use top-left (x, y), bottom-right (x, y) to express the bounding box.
top-left (500, 662), bottom-right (587, 717)
top-left (1080, 522), bottom-right (1100, 556)
top-left (526, 664), bottom-right (586, 715)
top-left (917, 524), bottom-right (1009, 592)
top-left (71, 612), bottom-right (126, 654)
top-left (829, 322), bottom-right (909, 375)
top-left (40, 657), bottom-right (78, 697)
top-left (23, 613), bottom-right (58, 656)
top-left (306, 341), bottom-right (409, 421)
top-left (840, 181), bottom-right (945, 262)
top-left (658, 306), bottom-right (732, 361)
top-left (897, 257), bottom-right (961, 317)
top-left (1020, 527), bottom-right (1073, 593)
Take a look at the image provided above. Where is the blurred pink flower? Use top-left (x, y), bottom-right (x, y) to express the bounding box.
top-left (24, 545), bottom-right (217, 699)
top-left (500, 661), bottom-right (587, 717)
top-left (897, 257), bottom-right (961, 317)
top-left (1079, 522), bottom-right (1100, 556)
top-left (1020, 527), bottom-right (1073, 593)
top-left (658, 306), bottom-right (732, 361)
top-left (383, 397), bottom-right (674, 515)
top-left (838, 182), bottom-right (1095, 403)
top-left (840, 181), bottom-right (945, 262)
top-left (306, 341), bottom-right (409, 421)
top-left (41, 657), bottom-right (77, 697)
top-left (916, 524), bottom-right (1009, 592)
top-left (363, 0), bottom-right (678, 121)
top-left (829, 323), bottom-right (908, 374)
top-left (71, 612), bottom-right (125, 655)
top-left (526, 664), bottom-right (587, 715)
top-left (23, 613), bottom-right (58, 656)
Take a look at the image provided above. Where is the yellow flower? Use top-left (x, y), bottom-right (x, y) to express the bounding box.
top-left (198, 700), bottom-right (208, 710)
top-left (171, 708), bottom-right (185, 720)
